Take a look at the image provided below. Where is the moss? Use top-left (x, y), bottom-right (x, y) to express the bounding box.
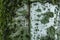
top-left (40, 36), bottom-right (46, 40)
top-left (37, 35), bottom-right (40, 39)
top-left (0, 32), bottom-right (2, 40)
top-left (40, 35), bottom-right (55, 40)
top-left (14, 24), bottom-right (17, 28)
top-left (41, 16), bottom-right (49, 24)
top-left (35, 23), bottom-right (39, 25)
top-left (37, 14), bottom-right (41, 17)
top-left (35, 19), bottom-right (40, 21)
top-left (25, 34), bottom-right (30, 38)
top-left (18, 20), bottom-right (21, 23)
top-left (43, 12), bottom-right (54, 18)
top-left (35, 29), bottom-right (39, 31)
top-left (33, 3), bottom-right (37, 6)
top-left (47, 26), bottom-right (55, 39)
top-left (54, 21), bottom-right (56, 24)
top-left (20, 24), bottom-right (23, 26)
top-left (41, 12), bottom-right (54, 24)
top-left (21, 30), bottom-right (24, 34)
top-left (36, 9), bottom-right (41, 12)
top-left (21, 36), bottom-right (23, 38)
top-left (43, 8), bottom-right (46, 10)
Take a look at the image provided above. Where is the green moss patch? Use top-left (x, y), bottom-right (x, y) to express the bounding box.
top-left (47, 26), bottom-right (55, 39)
top-left (40, 26), bottom-right (55, 40)
top-left (41, 16), bottom-right (49, 24)
top-left (36, 9), bottom-right (41, 12)
top-left (43, 12), bottom-right (54, 18)
top-left (40, 35), bottom-right (55, 40)
top-left (41, 12), bottom-right (54, 24)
